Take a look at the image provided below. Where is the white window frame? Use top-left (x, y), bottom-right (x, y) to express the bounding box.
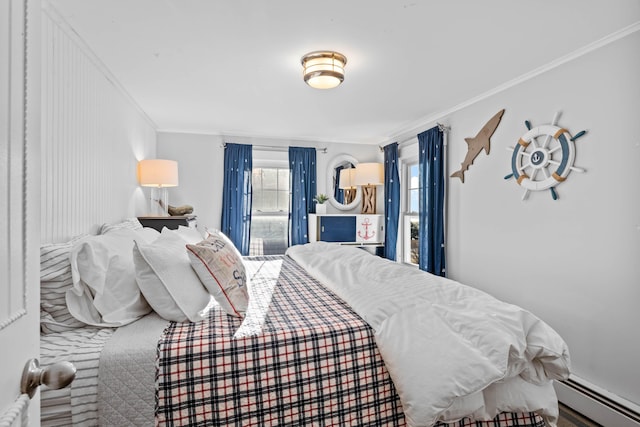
top-left (401, 156), bottom-right (420, 266)
top-left (250, 160), bottom-right (290, 255)
top-left (252, 163), bottom-right (290, 215)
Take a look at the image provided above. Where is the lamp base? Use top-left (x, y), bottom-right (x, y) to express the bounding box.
top-left (344, 188), bottom-right (356, 204)
top-left (149, 187), bottom-right (169, 216)
top-left (361, 185), bottom-right (377, 214)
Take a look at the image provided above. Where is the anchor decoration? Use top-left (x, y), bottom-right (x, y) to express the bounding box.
top-left (357, 218), bottom-right (376, 241)
top-left (504, 111), bottom-right (587, 201)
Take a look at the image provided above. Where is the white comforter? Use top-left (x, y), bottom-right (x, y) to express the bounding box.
top-left (286, 242), bottom-right (570, 427)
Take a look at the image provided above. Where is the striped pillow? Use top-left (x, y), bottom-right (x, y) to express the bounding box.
top-left (40, 235), bottom-right (90, 334)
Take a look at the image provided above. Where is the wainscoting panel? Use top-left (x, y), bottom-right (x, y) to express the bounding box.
top-left (41, 6), bottom-right (156, 243)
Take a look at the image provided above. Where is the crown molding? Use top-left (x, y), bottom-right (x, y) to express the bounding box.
top-left (388, 20), bottom-right (640, 146)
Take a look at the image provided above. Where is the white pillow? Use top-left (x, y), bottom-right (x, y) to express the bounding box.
top-left (186, 230), bottom-right (249, 318)
top-left (133, 230), bottom-right (212, 322)
top-left (66, 229), bottom-right (152, 327)
top-left (163, 225), bottom-right (205, 245)
top-left (134, 226), bottom-right (161, 241)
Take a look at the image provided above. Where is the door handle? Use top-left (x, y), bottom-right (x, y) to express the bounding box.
top-left (20, 359), bottom-right (76, 398)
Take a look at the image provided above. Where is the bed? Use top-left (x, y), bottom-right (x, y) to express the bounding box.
top-left (39, 219), bottom-right (569, 427)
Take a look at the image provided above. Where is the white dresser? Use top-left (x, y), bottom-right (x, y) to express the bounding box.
top-left (308, 214), bottom-right (384, 245)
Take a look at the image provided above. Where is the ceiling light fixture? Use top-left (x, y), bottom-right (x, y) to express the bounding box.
top-left (301, 51), bottom-right (347, 89)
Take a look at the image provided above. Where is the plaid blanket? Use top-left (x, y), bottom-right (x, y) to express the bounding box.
top-left (156, 255), bottom-right (545, 427)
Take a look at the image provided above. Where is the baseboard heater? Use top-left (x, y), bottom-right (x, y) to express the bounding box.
top-left (556, 377), bottom-right (640, 427)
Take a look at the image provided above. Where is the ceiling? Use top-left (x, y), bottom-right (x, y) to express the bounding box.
top-left (47, 0), bottom-right (640, 145)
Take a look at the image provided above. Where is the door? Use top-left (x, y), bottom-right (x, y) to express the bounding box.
top-left (0, 0), bottom-right (41, 424)
top-left (319, 216), bottom-right (356, 242)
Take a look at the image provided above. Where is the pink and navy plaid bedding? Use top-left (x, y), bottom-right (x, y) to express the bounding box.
top-left (156, 255), bottom-right (546, 427)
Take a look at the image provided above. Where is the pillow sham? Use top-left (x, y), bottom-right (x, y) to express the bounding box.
top-left (165, 225), bottom-right (205, 245)
top-left (133, 226), bottom-right (160, 241)
top-left (99, 217), bottom-right (143, 234)
top-left (40, 235), bottom-right (91, 333)
top-left (186, 231), bottom-right (249, 318)
top-left (66, 229), bottom-right (152, 327)
top-left (133, 230), bottom-right (212, 322)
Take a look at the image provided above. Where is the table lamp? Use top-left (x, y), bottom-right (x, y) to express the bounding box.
top-left (354, 163), bottom-right (383, 214)
top-left (137, 159), bottom-right (179, 216)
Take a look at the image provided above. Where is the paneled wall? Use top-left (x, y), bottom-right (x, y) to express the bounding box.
top-left (40, 6), bottom-right (156, 243)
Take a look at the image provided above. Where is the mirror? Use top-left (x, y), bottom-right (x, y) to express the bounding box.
top-left (327, 154), bottom-right (361, 211)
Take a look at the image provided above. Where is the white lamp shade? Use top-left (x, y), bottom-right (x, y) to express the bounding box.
top-left (339, 168), bottom-right (356, 189)
top-left (138, 159), bottom-right (179, 187)
top-left (354, 163), bottom-right (384, 186)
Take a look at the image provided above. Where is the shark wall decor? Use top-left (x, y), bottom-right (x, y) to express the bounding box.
top-left (451, 109), bottom-right (505, 183)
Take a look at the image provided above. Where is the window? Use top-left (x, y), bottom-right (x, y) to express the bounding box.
top-left (250, 167), bottom-right (290, 256)
top-left (403, 162), bottom-right (420, 265)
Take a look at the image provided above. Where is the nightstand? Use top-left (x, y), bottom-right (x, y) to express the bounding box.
top-left (137, 215), bottom-right (197, 232)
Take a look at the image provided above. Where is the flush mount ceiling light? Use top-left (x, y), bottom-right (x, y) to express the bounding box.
top-left (301, 51), bottom-right (347, 89)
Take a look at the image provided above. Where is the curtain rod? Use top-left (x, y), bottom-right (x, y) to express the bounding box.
top-left (379, 122), bottom-right (451, 151)
top-left (222, 142), bottom-right (328, 154)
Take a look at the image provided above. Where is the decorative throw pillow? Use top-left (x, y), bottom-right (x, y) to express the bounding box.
top-left (133, 231), bottom-right (212, 322)
top-left (187, 231), bottom-right (249, 318)
top-left (40, 235), bottom-right (91, 333)
top-left (66, 229), bottom-right (152, 327)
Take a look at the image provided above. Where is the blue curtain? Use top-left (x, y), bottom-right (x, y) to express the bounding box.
top-left (383, 143), bottom-right (400, 261)
top-left (334, 165), bottom-right (345, 204)
top-left (418, 127), bottom-right (446, 276)
top-left (289, 147), bottom-right (317, 246)
top-left (221, 143), bottom-right (253, 255)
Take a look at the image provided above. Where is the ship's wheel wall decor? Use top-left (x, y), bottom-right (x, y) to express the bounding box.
top-left (504, 111), bottom-right (587, 201)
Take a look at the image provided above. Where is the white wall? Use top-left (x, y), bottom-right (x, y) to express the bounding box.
top-left (400, 31), bottom-right (640, 409)
top-left (157, 132), bottom-right (381, 229)
top-left (40, 6), bottom-right (156, 243)
top-left (156, 132), bottom-right (224, 230)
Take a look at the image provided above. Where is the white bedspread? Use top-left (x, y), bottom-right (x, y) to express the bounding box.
top-left (286, 242), bottom-right (570, 427)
